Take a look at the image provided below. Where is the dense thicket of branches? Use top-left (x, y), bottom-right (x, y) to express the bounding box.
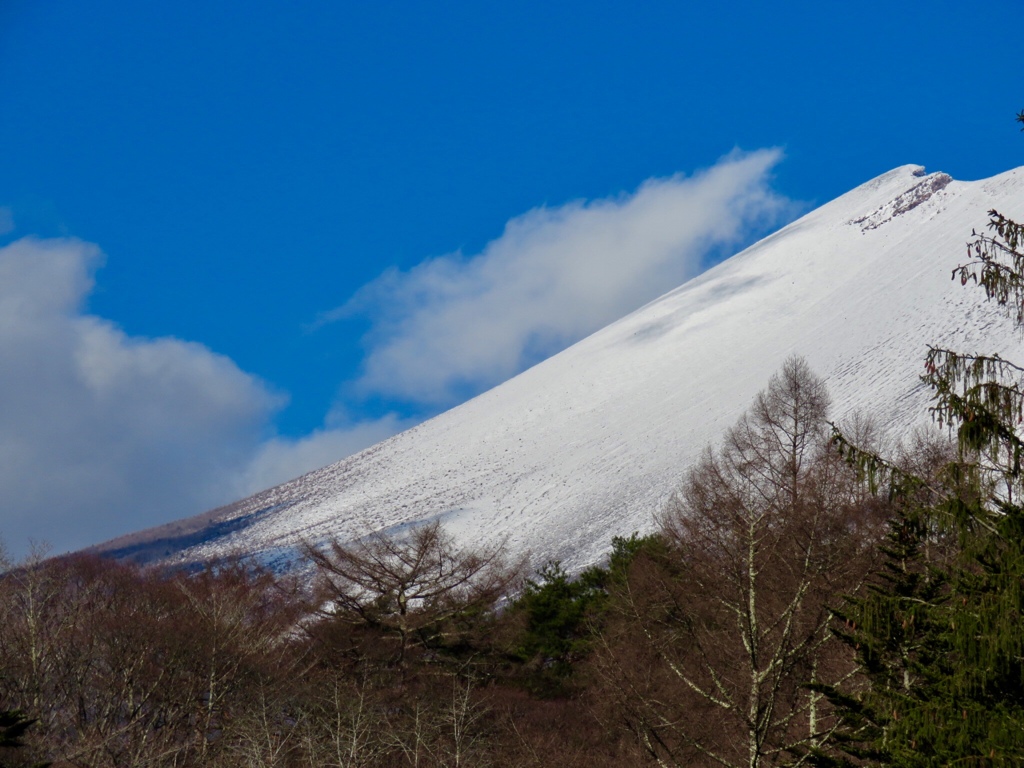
top-left (0, 534), bottom-right (642, 767)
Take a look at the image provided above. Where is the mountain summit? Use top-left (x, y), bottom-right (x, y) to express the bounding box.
top-left (97, 165), bottom-right (1024, 571)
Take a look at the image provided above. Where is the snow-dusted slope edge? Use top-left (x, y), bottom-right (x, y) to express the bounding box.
top-left (98, 165), bottom-right (1024, 572)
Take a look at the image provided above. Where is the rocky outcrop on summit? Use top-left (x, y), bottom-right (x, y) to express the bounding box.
top-left (849, 169), bottom-right (953, 232)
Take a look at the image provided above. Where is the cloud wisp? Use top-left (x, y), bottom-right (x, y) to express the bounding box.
top-left (329, 149), bottom-right (793, 407)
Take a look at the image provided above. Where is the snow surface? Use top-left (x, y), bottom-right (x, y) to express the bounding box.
top-left (101, 164), bottom-right (1024, 573)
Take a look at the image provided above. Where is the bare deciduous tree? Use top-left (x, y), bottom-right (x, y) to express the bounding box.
top-left (304, 522), bottom-right (523, 670)
top-left (298, 671), bottom-right (388, 768)
top-left (595, 357), bottom-right (886, 768)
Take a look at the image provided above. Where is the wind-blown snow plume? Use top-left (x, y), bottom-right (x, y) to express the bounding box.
top-left (333, 149), bottom-right (793, 406)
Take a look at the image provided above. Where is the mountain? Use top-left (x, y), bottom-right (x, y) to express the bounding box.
top-left (95, 164), bottom-right (1024, 572)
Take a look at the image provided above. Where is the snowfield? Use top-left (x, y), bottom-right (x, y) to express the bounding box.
top-left (96, 165), bottom-right (1024, 573)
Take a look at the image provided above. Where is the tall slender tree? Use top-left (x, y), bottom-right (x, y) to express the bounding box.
top-left (596, 358), bottom-right (884, 768)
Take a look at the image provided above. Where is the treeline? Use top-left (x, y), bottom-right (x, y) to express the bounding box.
top-left (0, 357), bottom-right (911, 768)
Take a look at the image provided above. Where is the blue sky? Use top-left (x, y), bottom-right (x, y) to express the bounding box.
top-left (1, 0), bottom-right (1023, 555)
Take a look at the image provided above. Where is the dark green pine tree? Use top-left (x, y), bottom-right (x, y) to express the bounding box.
top-left (0, 710), bottom-right (34, 750)
top-left (811, 513), bottom-right (949, 767)
top-left (811, 113), bottom-right (1024, 767)
top-left (512, 560), bottom-right (602, 684)
top-left (0, 709), bottom-right (46, 768)
top-left (510, 533), bottom-right (660, 692)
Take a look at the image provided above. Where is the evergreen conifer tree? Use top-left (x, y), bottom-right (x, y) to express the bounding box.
top-left (0, 710), bottom-right (33, 750)
top-left (511, 533), bottom-right (660, 691)
top-left (814, 113), bottom-right (1024, 767)
top-left (0, 709), bottom-right (44, 768)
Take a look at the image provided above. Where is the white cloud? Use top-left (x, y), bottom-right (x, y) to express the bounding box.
top-left (0, 237), bottom-right (401, 556)
top-left (334, 149), bottom-right (794, 406)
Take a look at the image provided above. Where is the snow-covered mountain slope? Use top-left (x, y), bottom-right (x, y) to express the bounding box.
top-left (97, 165), bottom-right (1024, 572)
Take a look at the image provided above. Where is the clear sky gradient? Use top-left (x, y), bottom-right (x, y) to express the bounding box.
top-left (2, 0), bottom-right (1023, 555)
